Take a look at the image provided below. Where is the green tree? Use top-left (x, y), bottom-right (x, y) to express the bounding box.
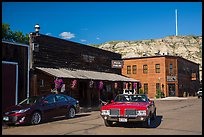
top-left (139, 88), bottom-right (143, 94)
top-left (2, 23), bottom-right (29, 44)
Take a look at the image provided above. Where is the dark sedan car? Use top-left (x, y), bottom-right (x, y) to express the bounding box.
top-left (2, 94), bottom-right (80, 125)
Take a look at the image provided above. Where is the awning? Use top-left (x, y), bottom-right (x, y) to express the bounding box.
top-left (35, 67), bottom-right (139, 82)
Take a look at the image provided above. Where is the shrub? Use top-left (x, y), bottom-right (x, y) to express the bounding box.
top-left (139, 88), bottom-right (143, 94)
top-left (155, 89), bottom-right (165, 98)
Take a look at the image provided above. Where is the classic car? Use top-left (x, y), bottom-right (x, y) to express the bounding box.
top-left (2, 94), bottom-right (80, 125)
top-left (100, 94), bottom-right (156, 127)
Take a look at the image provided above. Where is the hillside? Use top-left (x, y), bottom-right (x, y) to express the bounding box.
top-left (90, 35), bottom-right (202, 80)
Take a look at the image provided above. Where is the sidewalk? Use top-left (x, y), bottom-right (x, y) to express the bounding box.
top-left (155, 96), bottom-right (197, 100)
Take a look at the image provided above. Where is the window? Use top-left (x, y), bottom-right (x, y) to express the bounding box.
top-left (127, 66), bottom-right (131, 74)
top-left (155, 64), bottom-right (160, 73)
top-left (44, 95), bottom-right (55, 104)
top-left (143, 64), bottom-right (148, 74)
top-left (56, 95), bottom-right (68, 102)
top-left (144, 83), bottom-right (148, 94)
top-left (156, 83), bottom-right (161, 92)
top-left (132, 65), bottom-right (137, 74)
top-left (170, 64), bottom-right (173, 74)
top-left (40, 79), bottom-right (44, 87)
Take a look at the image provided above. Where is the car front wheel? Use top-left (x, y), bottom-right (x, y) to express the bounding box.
top-left (151, 110), bottom-right (156, 120)
top-left (104, 120), bottom-right (113, 127)
top-left (67, 107), bottom-right (76, 118)
top-left (31, 111), bottom-right (41, 125)
top-left (144, 117), bottom-right (151, 128)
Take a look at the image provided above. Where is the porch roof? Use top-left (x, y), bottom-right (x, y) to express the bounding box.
top-left (35, 67), bottom-right (139, 82)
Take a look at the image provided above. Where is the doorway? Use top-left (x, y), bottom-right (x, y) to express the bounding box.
top-left (79, 81), bottom-right (88, 107)
top-left (168, 84), bottom-right (176, 96)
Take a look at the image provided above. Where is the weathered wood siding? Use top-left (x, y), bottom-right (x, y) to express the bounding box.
top-left (33, 35), bottom-right (121, 74)
top-left (2, 41), bottom-right (29, 103)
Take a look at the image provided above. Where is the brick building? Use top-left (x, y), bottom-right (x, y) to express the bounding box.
top-left (122, 55), bottom-right (200, 98)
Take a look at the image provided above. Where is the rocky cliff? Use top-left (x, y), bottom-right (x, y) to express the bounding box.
top-left (91, 35), bottom-right (202, 79)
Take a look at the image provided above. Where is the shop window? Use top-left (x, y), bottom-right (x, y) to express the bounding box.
top-left (144, 83), bottom-right (148, 94)
top-left (156, 83), bottom-right (161, 91)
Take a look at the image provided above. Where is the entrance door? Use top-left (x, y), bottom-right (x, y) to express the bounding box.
top-left (2, 62), bottom-right (18, 112)
top-left (79, 81), bottom-right (87, 107)
top-left (168, 84), bottom-right (176, 96)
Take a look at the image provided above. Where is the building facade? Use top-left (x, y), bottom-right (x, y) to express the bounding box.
top-left (122, 55), bottom-right (200, 98)
top-left (2, 41), bottom-right (30, 111)
top-left (29, 33), bottom-right (139, 107)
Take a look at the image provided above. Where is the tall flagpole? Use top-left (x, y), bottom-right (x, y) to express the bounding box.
top-left (175, 9), bottom-right (178, 36)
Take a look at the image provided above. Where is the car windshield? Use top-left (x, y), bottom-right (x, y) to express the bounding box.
top-left (19, 96), bottom-right (43, 105)
top-left (114, 94), bottom-right (148, 102)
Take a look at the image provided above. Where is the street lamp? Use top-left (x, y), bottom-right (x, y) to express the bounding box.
top-left (34, 24), bottom-right (40, 36)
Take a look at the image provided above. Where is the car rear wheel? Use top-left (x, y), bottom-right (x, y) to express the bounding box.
top-left (67, 107), bottom-right (76, 118)
top-left (104, 120), bottom-right (113, 127)
top-left (31, 111), bottom-right (41, 125)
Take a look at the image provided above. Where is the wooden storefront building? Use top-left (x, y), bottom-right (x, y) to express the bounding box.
top-left (30, 33), bottom-right (139, 107)
top-left (122, 55), bottom-right (200, 98)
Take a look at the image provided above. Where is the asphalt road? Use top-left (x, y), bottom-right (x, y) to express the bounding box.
top-left (2, 97), bottom-right (202, 135)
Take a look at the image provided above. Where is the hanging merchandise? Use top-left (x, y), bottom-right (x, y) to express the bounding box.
top-left (71, 79), bottom-right (77, 89)
top-left (129, 82), bottom-right (132, 90)
top-left (123, 82), bottom-right (126, 89)
top-left (114, 82), bottom-right (118, 89)
top-left (89, 80), bottom-right (94, 88)
top-left (133, 82), bottom-right (137, 89)
top-left (99, 81), bottom-right (103, 90)
top-left (139, 82), bottom-right (142, 88)
top-left (126, 82), bottom-right (129, 89)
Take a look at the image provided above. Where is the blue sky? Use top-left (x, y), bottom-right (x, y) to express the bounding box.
top-left (2, 2), bottom-right (202, 45)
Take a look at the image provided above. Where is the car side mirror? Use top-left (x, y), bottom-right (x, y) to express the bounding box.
top-left (150, 100), bottom-right (154, 105)
top-left (111, 100), bottom-right (114, 103)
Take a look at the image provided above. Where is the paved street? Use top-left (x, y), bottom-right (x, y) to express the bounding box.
top-left (2, 97), bottom-right (202, 135)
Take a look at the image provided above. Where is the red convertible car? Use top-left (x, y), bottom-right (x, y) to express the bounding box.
top-left (100, 94), bottom-right (156, 127)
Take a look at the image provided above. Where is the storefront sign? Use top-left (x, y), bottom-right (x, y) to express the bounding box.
top-left (111, 60), bottom-right (124, 68)
top-left (167, 76), bottom-right (177, 82)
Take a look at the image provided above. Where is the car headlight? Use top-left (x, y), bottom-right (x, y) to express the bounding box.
top-left (137, 110), bottom-right (147, 116)
top-left (12, 108), bottom-right (30, 113)
top-left (101, 110), bottom-right (110, 115)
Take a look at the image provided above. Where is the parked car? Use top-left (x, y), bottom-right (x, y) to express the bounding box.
top-left (197, 88), bottom-right (202, 98)
top-left (100, 94), bottom-right (156, 127)
top-left (2, 94), bottom-right (80, 125)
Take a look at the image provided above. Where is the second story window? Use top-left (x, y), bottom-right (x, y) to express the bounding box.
top-left (155, 64), bottom-right (160, 73)
top-left (143, 64), bottom-right (148, 74)
top-left (40, 79), bottom-right (44, 87)
top-left (170, 64), bottom-right (173, 74)
top-left (127, 66), bottom-right (131, 74)
top-left (132, 65), bottom-right (137, 74)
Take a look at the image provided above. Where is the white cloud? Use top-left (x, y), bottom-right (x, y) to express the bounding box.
top-left (59, 32), bottom-right (75, 39)
top-left (80, 39), bottom-right (87, 42)
top-left (46, 33), bottom-right (52, 36)
top-left (96, 37), bottom-right (100, 40)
